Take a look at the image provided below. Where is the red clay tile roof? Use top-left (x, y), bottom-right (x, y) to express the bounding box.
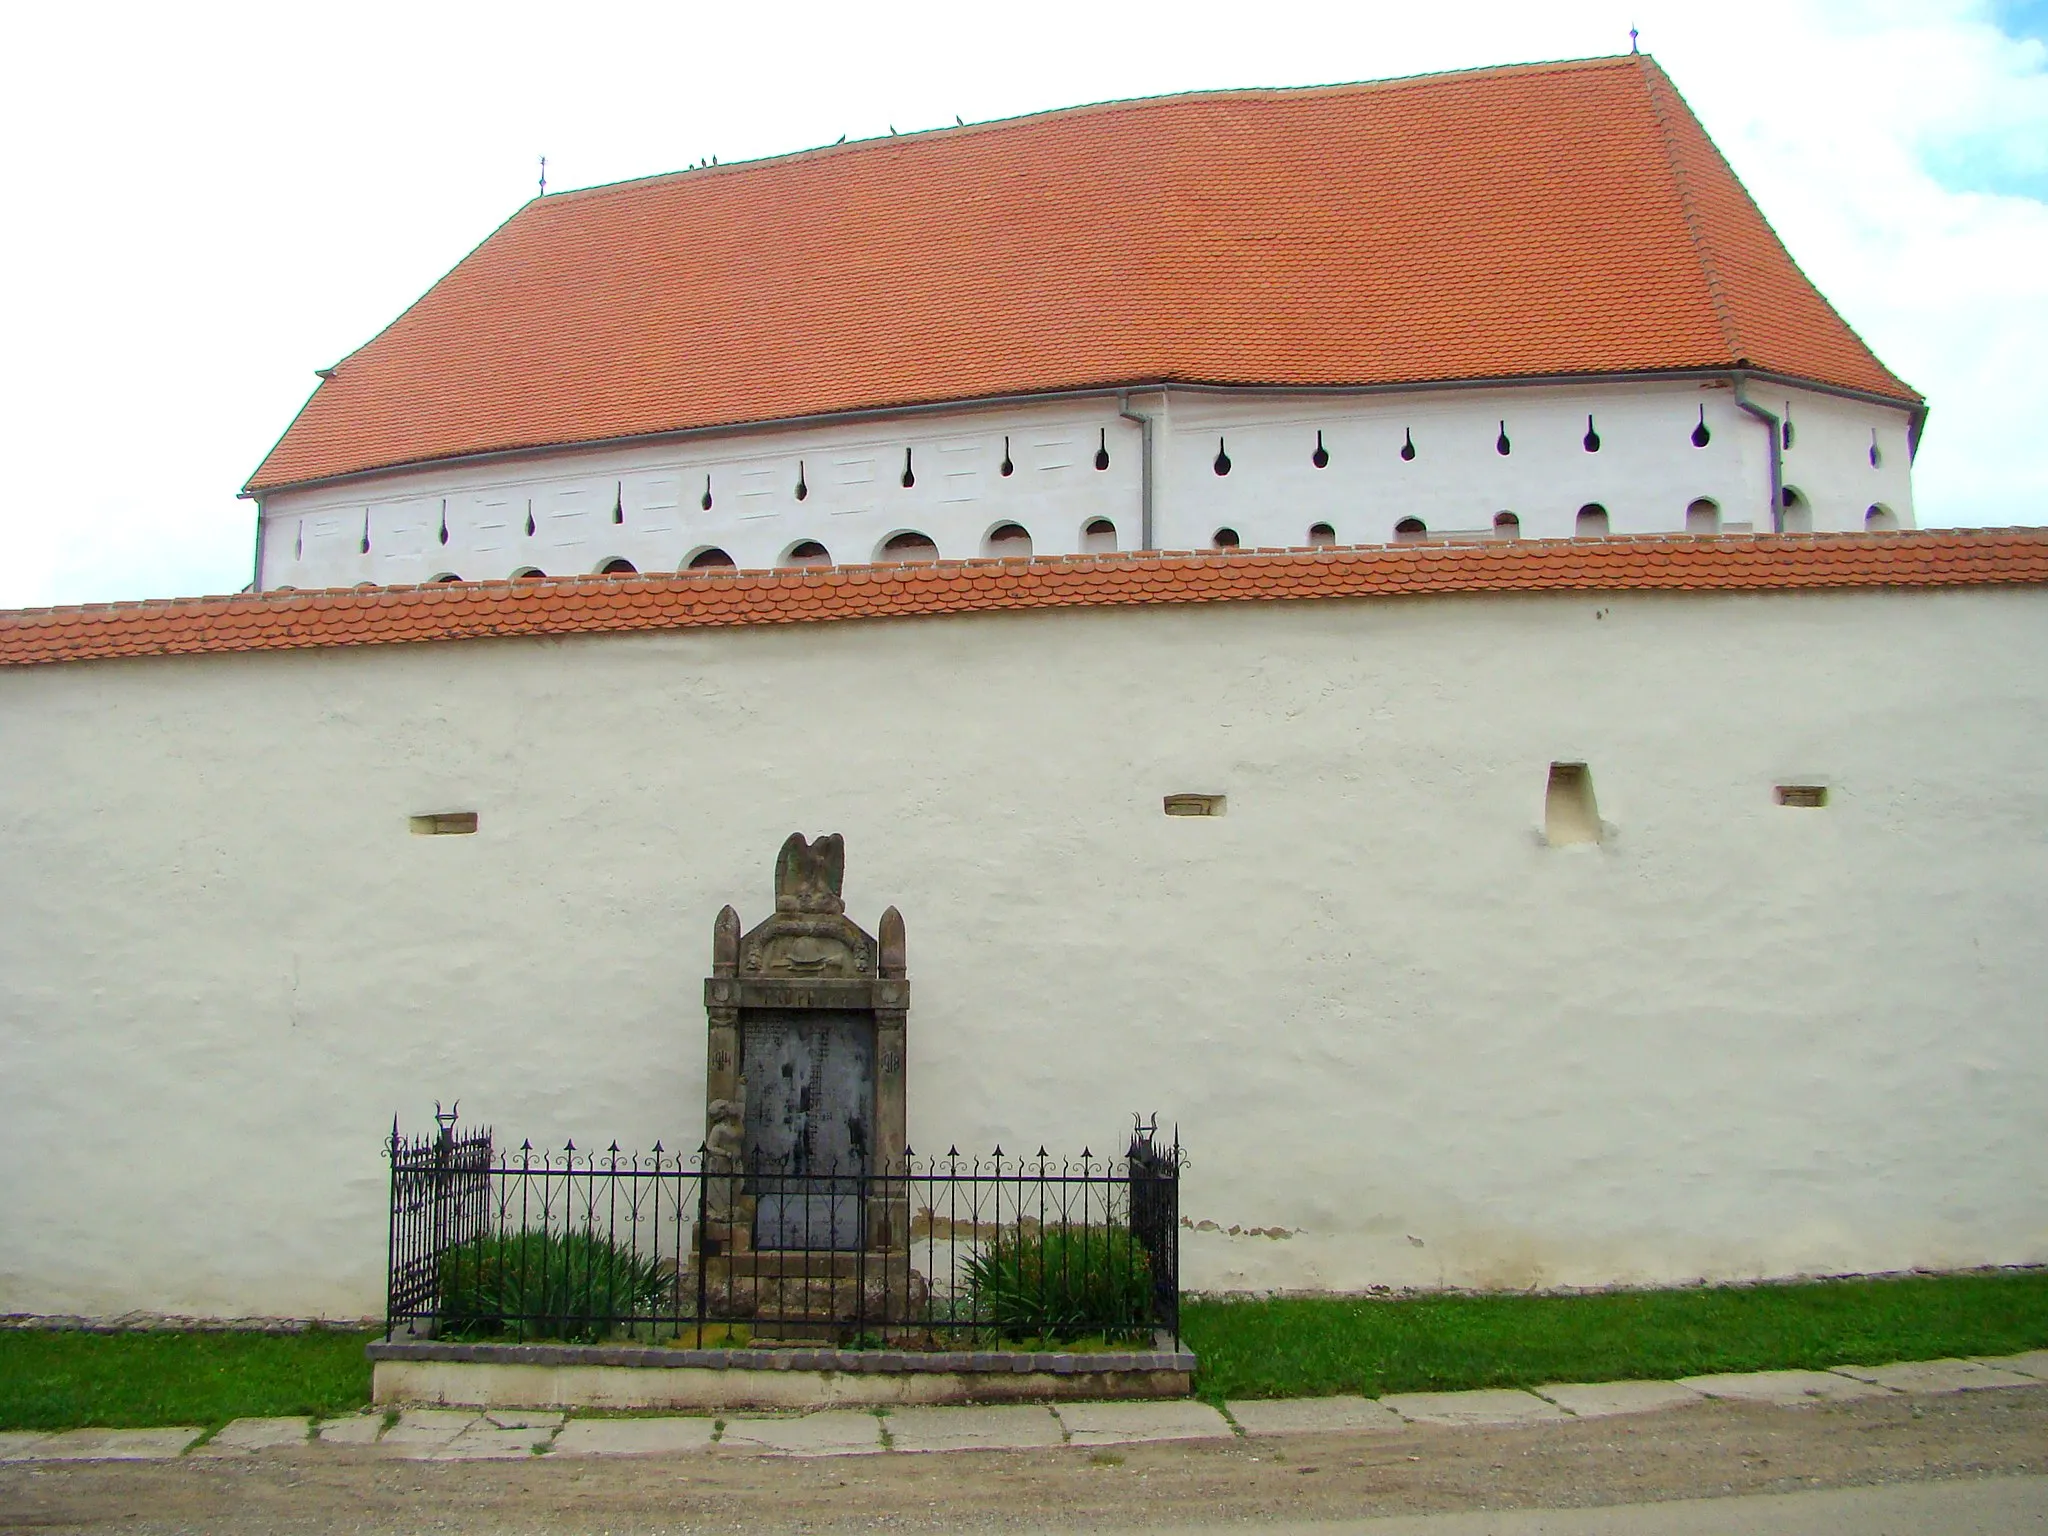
top-left (4, 533), bottom-right (2038, 669)
top-left (247, 56), bottom-right (1917, 494)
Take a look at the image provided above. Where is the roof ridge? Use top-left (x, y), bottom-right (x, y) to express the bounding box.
top-left (536, 56), bottom-right (1648, 205)
top-left (7, 532), bottom-right (2045, 667)
top-left (1636, 56), bottom-right (1745, 365)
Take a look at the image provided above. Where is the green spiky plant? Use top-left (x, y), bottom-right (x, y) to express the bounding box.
top-left (438, 1230), bottom-right (667, 1343)
top-left (964, 1225), bottom-right (1154, 1343)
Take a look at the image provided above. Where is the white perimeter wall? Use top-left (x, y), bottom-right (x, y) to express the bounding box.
top-left (3, 584), bottom-right (2039, 1319)
top-left (256, 382), bottom-right (1917, 589)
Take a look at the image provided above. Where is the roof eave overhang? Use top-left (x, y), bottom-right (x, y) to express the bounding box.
top-left (242, 365), bottom-right (1926, 500)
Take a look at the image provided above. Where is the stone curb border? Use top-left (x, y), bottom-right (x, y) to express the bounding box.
top-left (365, 1340), bottom-right (1200, 1375)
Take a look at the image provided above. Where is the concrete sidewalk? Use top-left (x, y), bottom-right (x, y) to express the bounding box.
top-left (3, 1349), bottom-right (2043, 1463)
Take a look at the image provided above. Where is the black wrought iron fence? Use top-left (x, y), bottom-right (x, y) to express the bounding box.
top-left (383, 1116), bottom-right (1181, 1349)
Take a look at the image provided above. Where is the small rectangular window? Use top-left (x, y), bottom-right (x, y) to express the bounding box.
top-left (410, 811), bottom-right (479, 835)
top-left (1775, 785), bottom-right (1828, 808)
top-left (1163, 793), bottom-right (1226, 817)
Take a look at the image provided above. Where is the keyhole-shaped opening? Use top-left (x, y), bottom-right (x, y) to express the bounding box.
top-left (1691, 406), bottom-right (1711, 448)
top-left (1400, 428), bottom-right (1416, 462)
top-left (1213, 437), bottom-right (1232, 476)
top-left (1311, 430), bottom-right (1329, 469)
top-left (701, 475), bottom-right (713, 512)
top-left (438, 501), bottom-right (450, 545)
top-left (999, 436), bottom-right (1014, 477)
top-left (1495, 421), bottom-right (1511, 456)
top-left (795, 460), bottom-right (808, 501)
top-left (1582, 415), bottom-right (1600, 453)
top-left (359, 511), bottom-right (371, 555)
top-left (900, 448), bottom-right (916, 488)
top-left (1781, 407), bottom-right (1795, 450)
top-left (1868, 430), bottom-right (1882, 469)
top-left (524, 503), bottom-right (536, 537)
top-left (1094, 428), bottom-right (1110, 471)
top-left (611, 483), bottom-right (623, 525)
top-left (294, 522), bottom-right (303, 560)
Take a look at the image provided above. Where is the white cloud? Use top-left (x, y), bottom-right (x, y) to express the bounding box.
top-left (0, 0), bottom-right (2041, 607)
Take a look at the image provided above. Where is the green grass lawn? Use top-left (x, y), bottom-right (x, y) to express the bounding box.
top-left (0, 1328), bottom-right (375, 1433)
top-left (1183, 1270), bottom-right (2048, 1403)
top-left (5, 1273), bottom-right (2045, 1430)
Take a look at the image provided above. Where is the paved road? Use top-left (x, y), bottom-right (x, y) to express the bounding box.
top-left (1137, 1476), bottom-right (2048, 1534)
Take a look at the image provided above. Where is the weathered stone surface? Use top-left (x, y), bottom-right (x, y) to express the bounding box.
top-left (552, 1417), bottom-right (718, 1456)
top-left (25, 1428), bottom-right (203, 1460)
top-left (379, 1408), bottom-right (478, 1450)
top-left (314, 1413), bottom-right (388, 1445)
top-left (0, 1432), bottom-right (54, 1461)
top-left (1977, 1350), bottom-right (2048, 1381)
top-left (1533, 1381), bottom-right (1704, 1418)
top-left (884, 1404), bottom-right (1065, 1452)
top-left (1831, 1359), bottom-right (2040, 1394)
top-left (1055, 1400), bottom-right (1232, 1445)
top-left (195, 1417), bottom-right (312, 1454)
top-left (1226, 1396), bottom-right (1405, 1435)
top-left (423, 1421), bottom-right (558, 1460)
top-left (718, 1409), bottom-right (885, 1456)
top-left (1380, 1390), bottom-right (1569, 1427)
top-left (1677, 1370), bottom-right (1892, 1404)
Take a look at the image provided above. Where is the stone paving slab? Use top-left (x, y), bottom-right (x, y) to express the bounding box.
top-left (0, 1432), bottom-right (54, 1461)
top-left (552, 1417), bottom-right (718, 1457)
top-left (425, 1423), bottom-right (557, 1460)
top-left (884, 1404), bottom-right (1066, 1453)
top-left (1054, 1400), bottom-right (1233, 1445)
top-left (195, 1417), bottom-right (312, 1454)
top-left (1534, 1381), bottom-right (1705, 1418)
top-left (1227, 1396), bottom-right (1406, 1435)
top-left (314, 1414), bottom-right (388, 1445)
top-left (1678, 1369), bottom-right (1893, 1405)
top-left (380, 1408), bottom-right (479, 1451)
top-left (718, 1410), bottom-right (884, 1456)
top-left (480, 1410), bottom-right (566, 1430)
top-left (1978, 1350), bottom-right (2048, 1380)
top-left (1830, 1358), bottom-right (2040, 1393)
top-left (22, 1428), bottom-right (204, 1460)
top-left (1380, 1390), bottom-right (1569, 1427)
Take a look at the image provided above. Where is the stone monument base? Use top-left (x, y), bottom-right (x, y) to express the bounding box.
top-left (367, 1339), bottom-right (1197, 1410)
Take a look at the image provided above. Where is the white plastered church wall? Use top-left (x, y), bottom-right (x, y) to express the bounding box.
top-left (6, 583), bottom-right (2031, 1320)
top-left (254, 383), bottom-right (1918, 590)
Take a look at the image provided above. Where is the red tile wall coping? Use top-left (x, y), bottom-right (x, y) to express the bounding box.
top-left (4, 532), bottom-right (2044, 670)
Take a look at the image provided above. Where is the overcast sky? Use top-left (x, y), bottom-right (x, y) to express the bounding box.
top-left (1, 0), bottom-right (2042, 610)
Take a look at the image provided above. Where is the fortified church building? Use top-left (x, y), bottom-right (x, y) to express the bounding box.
top-left (5, 57), bottom-right (2046, 1325)
top-left (249, 55), bottom-right (1920, 588)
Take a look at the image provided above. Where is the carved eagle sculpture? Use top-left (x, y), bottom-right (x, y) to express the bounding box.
top-left (774, 832), bottom-right (846, 915)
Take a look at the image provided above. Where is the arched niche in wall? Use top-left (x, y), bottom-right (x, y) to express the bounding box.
top-left (510, 567), bottom-right (545, 580)
top-left (983, 522), bottom-right (1032, 558)
top-left (1781, 487), bottom-right (1813, 534)
top-left (1686, 498), bottom-right (1721, 534)
top-left (1493, 512), bottom-right (1520, 540)
top-left (596, 557), bottom-right (638, 575)
top-left (1307, 522), bottom-right (1336, 547)
top-left (1575, 504), bottom-right (1610, 538)
top-left (878, 531), bottom-right (940, 563)
top-left (1393, 517), bottom-right (1427, 544)
top-left (1865, 504), bottom-right (1899, 532)
top-left (1081, 518), bottom-right (1118, 554)
top-left (687, 547), bottom-right (736, 570)
top-left (429, 572), bottom-right (463, 583)
top-left (1212, 527), bottom-right (1241, 550)
top-left (781, 540), bottom-right (831, 569)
